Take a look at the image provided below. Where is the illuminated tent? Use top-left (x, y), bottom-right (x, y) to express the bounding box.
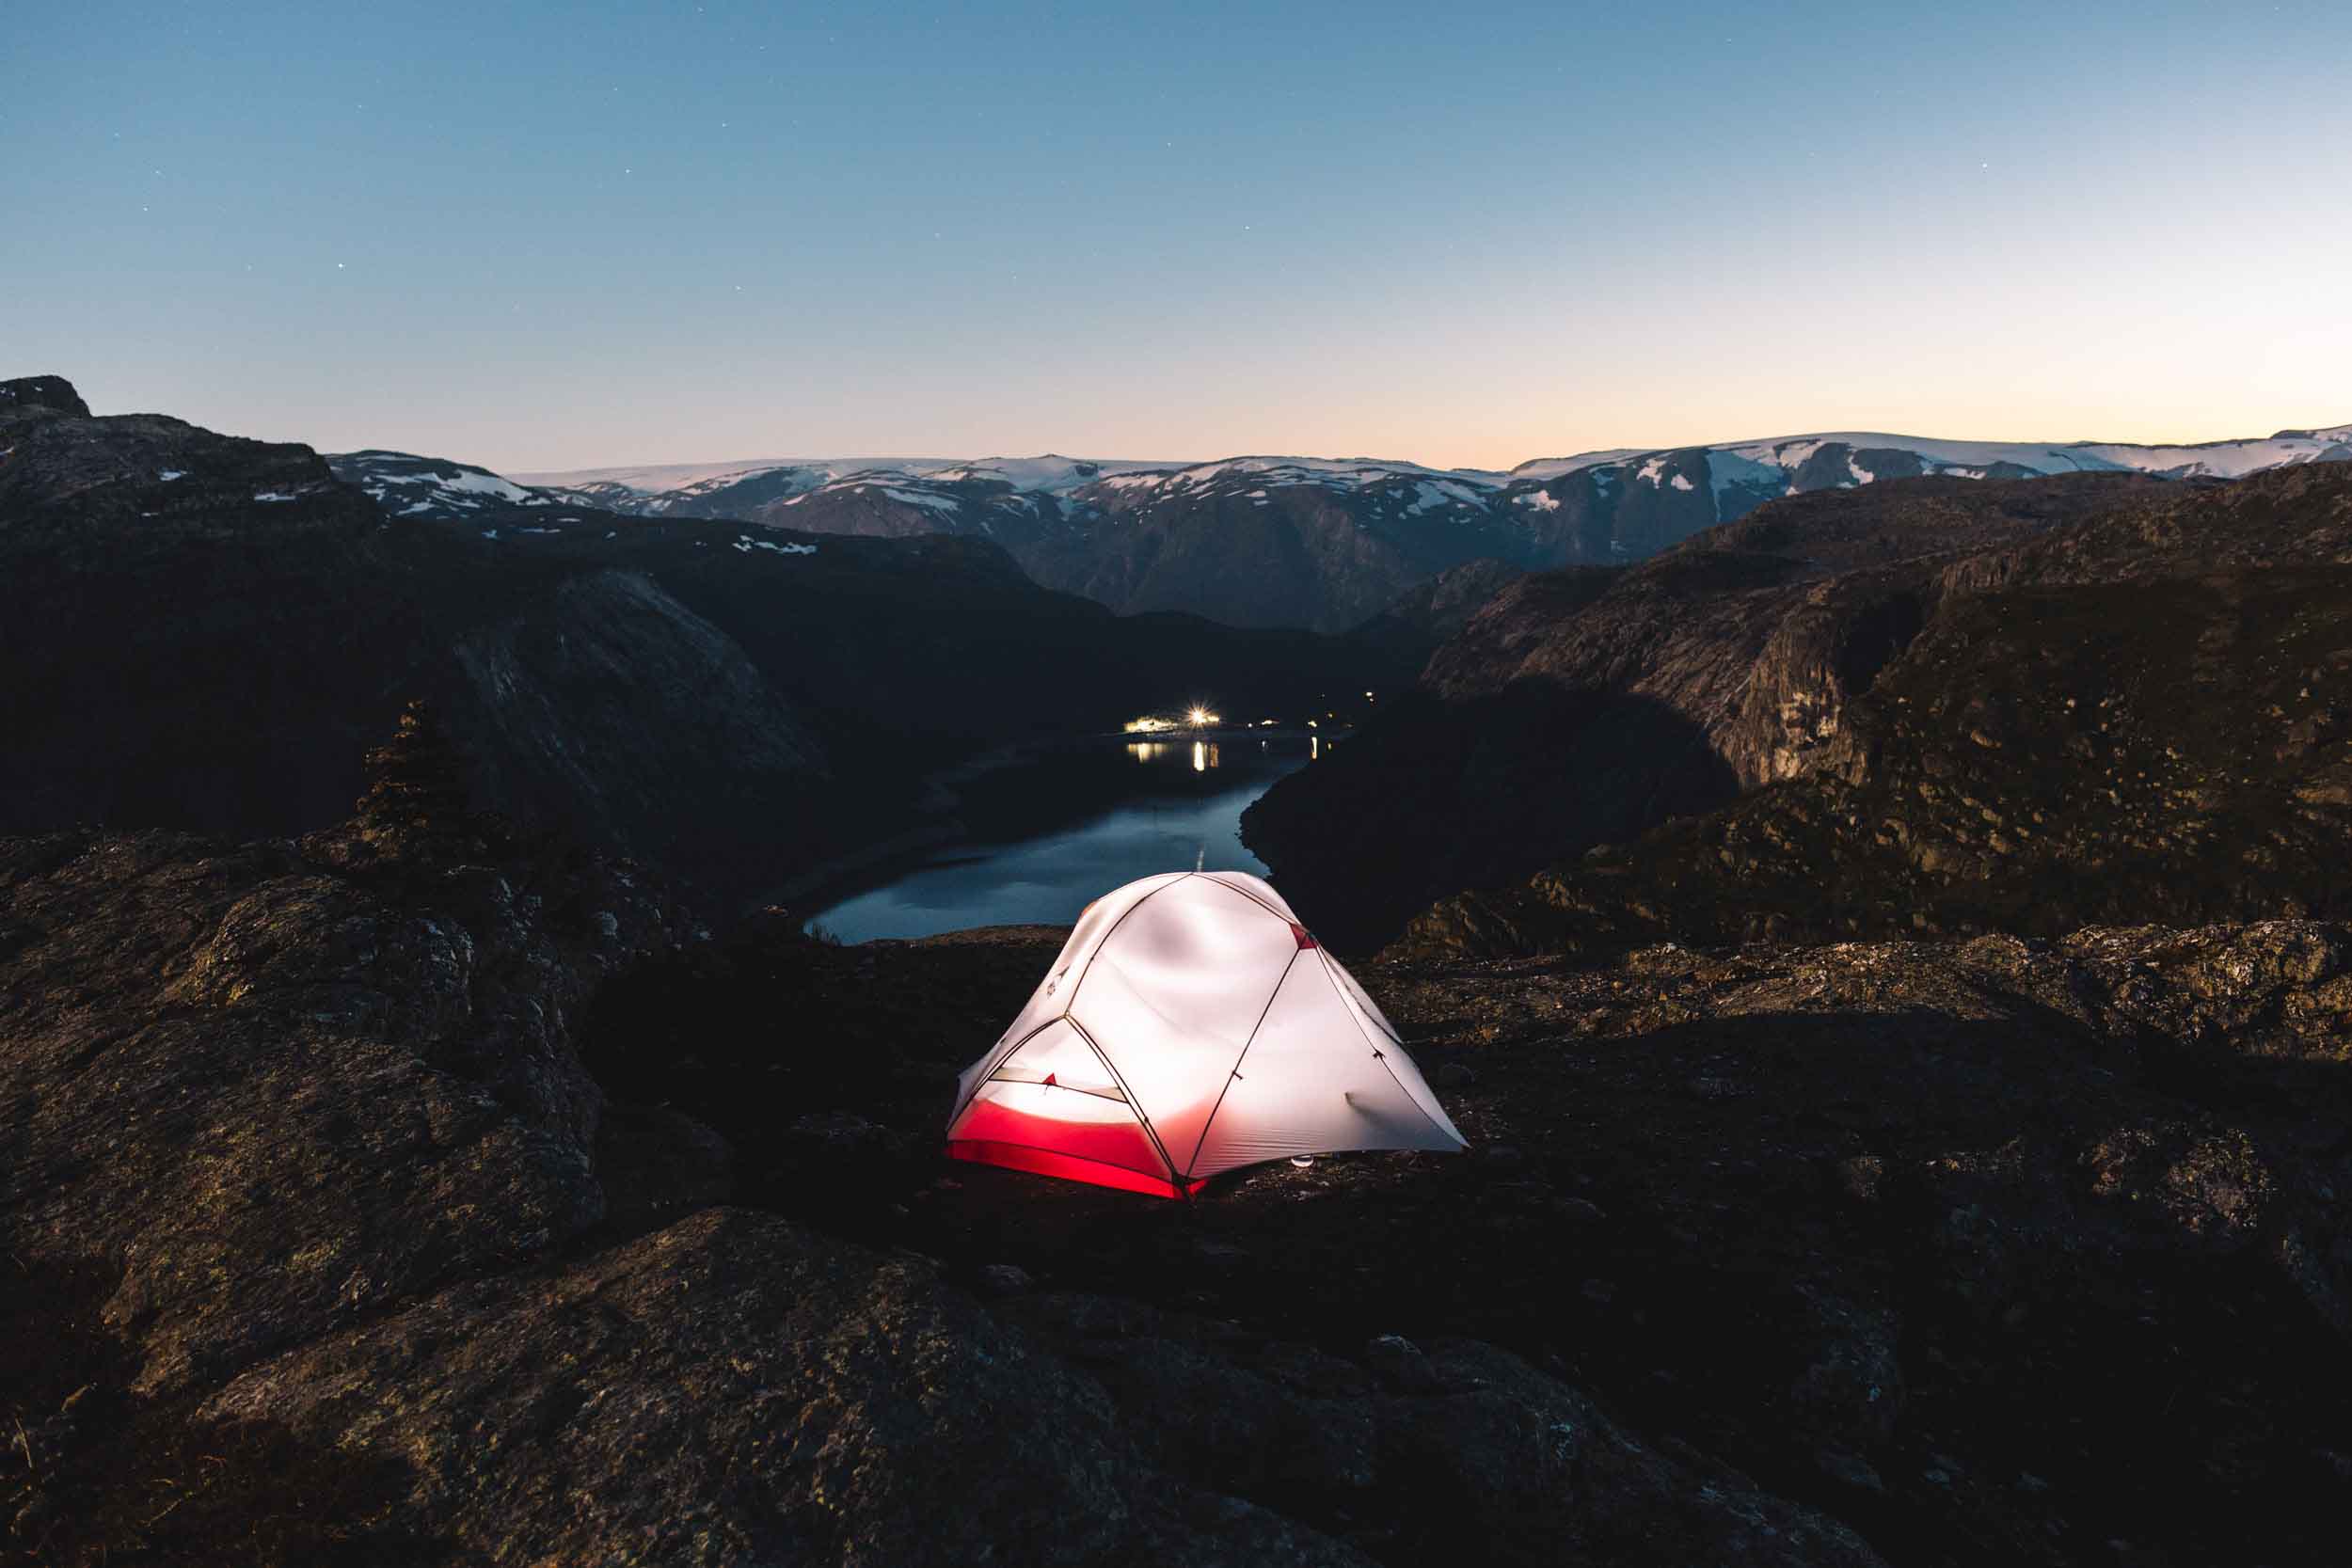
top-left (946, 871), bottom-right (1469, 1197)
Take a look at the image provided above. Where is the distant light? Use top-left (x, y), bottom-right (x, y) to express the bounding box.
top-left (1187, 705), bottom-right (1213, 726)
top-left (1364, 690), bottom-right (1374, 698)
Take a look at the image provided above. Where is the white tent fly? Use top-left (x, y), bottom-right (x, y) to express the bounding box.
top-left (946, 871), bottom-right (1469, 1197)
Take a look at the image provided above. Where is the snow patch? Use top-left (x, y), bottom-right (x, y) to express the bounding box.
top-left (882, 486), bottom-right (963, 514)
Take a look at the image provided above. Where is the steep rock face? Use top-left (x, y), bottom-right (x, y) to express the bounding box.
top-left (1245, 474), bottom-right (2162, 950)
top-left (1394, 467), bottom-right (2352, 960)
top-left (439, 568), bottom-right (834, 875)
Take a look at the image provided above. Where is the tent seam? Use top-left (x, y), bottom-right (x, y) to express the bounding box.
top-left (1061, 872), bottom-right (1191, 1022)
top-left (1197, 874), bottom-right (1300, 926)
top-left (1064, 1014), bottom-right (1184, 1188)
top-left (1181, 948), bottom-right (1302, 1179)
top-left (1312, 951), bottom-right (1456, 1148)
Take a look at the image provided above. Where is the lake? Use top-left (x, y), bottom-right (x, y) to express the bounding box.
top-left (803, 733), bottom-right (1327, 942)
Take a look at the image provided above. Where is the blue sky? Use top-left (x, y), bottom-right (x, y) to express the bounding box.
top-left (6, 0), bottom-right (2346, 470)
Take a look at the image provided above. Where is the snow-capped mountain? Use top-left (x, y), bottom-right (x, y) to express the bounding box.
top-left (1483, 424), bottom-right (2352, 563)
top-left (326, 450), bottom-right (559, 519)
top-left (1503, 425), bottom-right (2352, 510)
top-left (437, 420), bottom-right (2352, 630)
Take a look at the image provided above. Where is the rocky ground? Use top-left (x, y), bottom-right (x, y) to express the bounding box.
top-left (0, 731), bottom-right (1881, 1567)
top-left (584, 916), bottom-right (2352, 1567)
top-left (12, 728), bottom-right (2344, 1564)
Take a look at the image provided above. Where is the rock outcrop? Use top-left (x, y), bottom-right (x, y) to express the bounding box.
top-left (1251, 465), bottom-right (2352, 958)
top-left (1394, 466), bottom-right (2352, 959)
top-left (2, 795), bottom-right (1882, 1565)
top-left (578, 913), bottom-right (2352, 1567)
top-left (1245, 473), bottom-right (2168, 948)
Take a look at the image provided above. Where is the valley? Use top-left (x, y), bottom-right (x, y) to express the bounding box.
top-left (7, 372), bottom-right (2352, 1567)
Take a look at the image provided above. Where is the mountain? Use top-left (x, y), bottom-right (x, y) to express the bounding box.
top-left (1237, 459), bottom-right (2352, 955)
top-left (1391, 463), bottom-right (2352, 961)
top-left (503, 422), bottom-right (2352, 631)
top-left (326, 449), bottom-right (558, 518)
top-left (1239, 471), bottom-right (2171, 948)
top-left (1487, 423), bottom-right (2352, 560)
top-left (3, 377), bottom-right (1421, 907)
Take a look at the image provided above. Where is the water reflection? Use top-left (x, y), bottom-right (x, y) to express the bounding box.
top-left (1128, 738), bottom-right (1223, 771)
top-left (806, 736), bottom-right (1310, 942)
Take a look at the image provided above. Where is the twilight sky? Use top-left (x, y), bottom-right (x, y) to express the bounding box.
top-left (7, 0), bottom-right (2346, 472)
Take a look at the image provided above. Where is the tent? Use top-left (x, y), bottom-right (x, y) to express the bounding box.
top-left (946, 871), bottom-right (1469, 1197)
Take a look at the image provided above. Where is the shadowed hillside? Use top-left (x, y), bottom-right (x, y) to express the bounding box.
top-left (1244, 472), bottom-right (2174, 949)
top-left (1391, 465), bottom-right (2352, 959)
top-left (1, 377), bottom-right (1423, 908)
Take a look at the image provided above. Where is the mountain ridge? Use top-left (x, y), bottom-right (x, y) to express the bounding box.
top-left (368, 418), bottom-right (2352, 630)
top-left (5, 375), bottom-right (1422, 909)
top-left (1237, 459), bottom-right (2352, 955)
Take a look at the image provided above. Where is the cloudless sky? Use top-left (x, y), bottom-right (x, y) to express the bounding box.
top-left (6, 1), bottom-right (2347, 471)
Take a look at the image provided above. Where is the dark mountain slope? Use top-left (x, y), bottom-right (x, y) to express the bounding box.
top-left (532, 419), bottom-right (2352, 634)
top-left (1026, 476), bottom-right (1534, 633)
top-left (1243, 473), bottom-right (2168, 950)
top-left (1, 388), bottom-right (424, 836)
top-left (1393, 464), bottom-right (2352, 959)
top-left (2, 378), bottom-right (1421, 907)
